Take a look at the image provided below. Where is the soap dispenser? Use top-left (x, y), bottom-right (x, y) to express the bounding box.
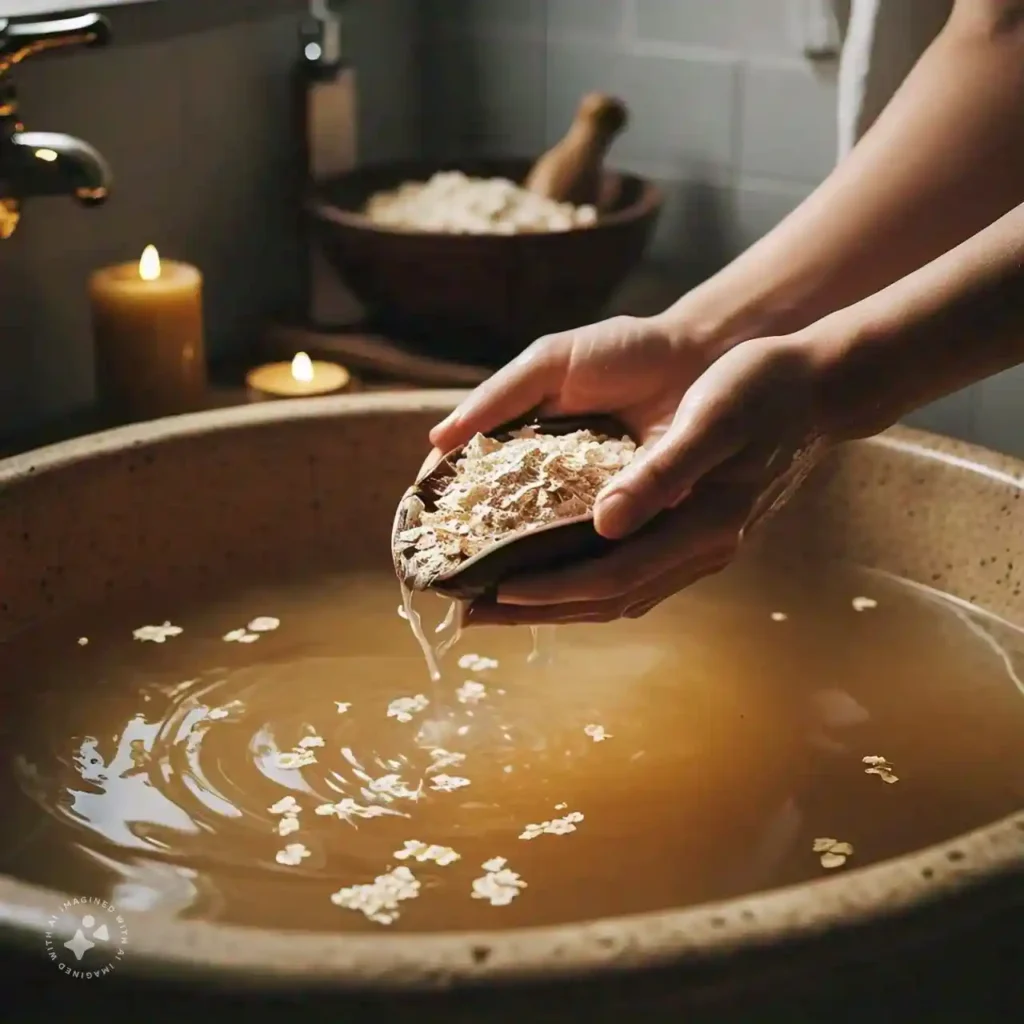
top-left (296, 0), bottom-right (363, 328)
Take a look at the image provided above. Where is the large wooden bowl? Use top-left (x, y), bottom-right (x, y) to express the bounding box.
top-left (307, 159), bottom-right (662, 367)
top-left (0, 392), bottom-right (1020, 1021)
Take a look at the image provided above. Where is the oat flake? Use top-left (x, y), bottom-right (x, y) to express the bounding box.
top-left (133, 622), bottom-right (182, 643)
top-left (248, 616), bottom-right (280, 632)
top-left (276, 843), bottom-right (310, 866)
top-left (458, 653), bottom-right (499, 672)
top-left (583, 724), bottom-right (611, 742)
top-left (862, 754), bottom-right (899, 783)
top-left (813, 837), bottom-right (854, 869)
top-left (330, 865), bottom-right (420, 925)
top-left (428, 748), bottom-right (467, 772)
top-left (387, 694), bottom-right (430, 723)
top-left (456, 680), bottom-right (487, 704)
top-left (472, 867), bottom-right (527, 907)
top-left (276, 815), bottom-right (301, 836)
top-left (520, 811), bottom-right (583, 840)
top-left (315, 798), bottom-right (402, 822)
top-left (276, 749), bottom-right (318, 770)
top-left (852, 596), bottom-right (878, 612)
top-left (394, 840), bottom-right (460, 866)
top-left (430, 774), bottom-right (470, 793)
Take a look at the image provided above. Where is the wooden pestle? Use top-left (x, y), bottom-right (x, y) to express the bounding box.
top-left (524, 92), bottom-right (628, 210)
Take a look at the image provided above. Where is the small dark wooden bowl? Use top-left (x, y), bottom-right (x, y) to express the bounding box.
top-left (392, 416), bottom-right (631, 601)
top-left (307, 158), bottom-right (662, 368)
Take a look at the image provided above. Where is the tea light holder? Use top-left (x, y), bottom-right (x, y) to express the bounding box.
top-left (246, 351), bottom-right (350, 401)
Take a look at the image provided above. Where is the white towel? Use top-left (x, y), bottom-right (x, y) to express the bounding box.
top-left (836, 0), bottom-right (954, 156)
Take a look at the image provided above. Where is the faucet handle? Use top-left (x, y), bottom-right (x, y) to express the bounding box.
top-left (0, 12), bottom-right (111, 78)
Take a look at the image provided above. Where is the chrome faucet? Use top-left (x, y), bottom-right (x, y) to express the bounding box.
top-left (0, 12), bottom-right (113, 239)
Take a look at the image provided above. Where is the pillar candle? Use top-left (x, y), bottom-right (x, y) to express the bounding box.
top-left (89, 245), bottom-right (207, 420)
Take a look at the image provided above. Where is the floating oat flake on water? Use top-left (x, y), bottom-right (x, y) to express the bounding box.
top-left (206, 707), bottom-right (230, 720)
top-left (368, 774), bottom-right (422, 801)
top-left (387, 694), bottom-right (430, 723)
top-left (335, 702), bottom-right (352, 714)
top-left (813, 837), bottom-right (854, 869)
top-left (852, 596), bottom-right (878, 612)
top-left (458, 653), bottom-right (499, 672)
top-left (269, 795), bottom-right (301, 815)
top-left (583, 724), bottom-right (611, 742)
top-left (394, 840), bottom-right (460, 866)
top-left (297, 735), bottom-right (325, 749)
top-left (223, 628), bottom-right (259, 644)
top-left (277, 815), bottom-right (301, 836)
top-left (862, 754), bottom-right (899, 783)
top-left (430, 774), bottom-right (471, 793)
top-left (275, 843), bottom-right (311, 867)
top-left (520, 811), bottom-right (583, 840)
top-left (771, 612), bottom-right (788, 622)
top-left (481, 856), bottom-right (507, 872)
top-left (77, 637), bottom-right (89, 646)
top-left (133, 622), bottom-right (182, 643)
top-left (248, 616), bottom-right (280, 632)
top-left (315, 798), bottom-right (403, 822)
top-left (428, 748), bottom-right (466, 773)
top-left (456, 680), bottom-right (487, 704)
top-left (330, 865), bottom-right (421, 925)
top-left (472, 866), bottom-right (527, 907)
top-left (276, 749), bottom-right (318, 770)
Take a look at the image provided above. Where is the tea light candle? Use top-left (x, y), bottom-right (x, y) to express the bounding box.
top-left (245, 352), bottom-right (350, 401)
top-left (89, 245), bottom-right (207, 419)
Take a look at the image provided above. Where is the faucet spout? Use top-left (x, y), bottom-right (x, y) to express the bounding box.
top-left (2, 129), bottom-right (112, 205)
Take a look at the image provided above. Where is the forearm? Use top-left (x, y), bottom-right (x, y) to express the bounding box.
top-left (662, 0), bottom-right (1024, 357)
top-left (809, 199), bottom-right (1024, 441)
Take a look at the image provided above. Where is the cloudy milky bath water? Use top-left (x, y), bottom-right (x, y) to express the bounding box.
top-left (0, 554), bottom-right (1022, 933)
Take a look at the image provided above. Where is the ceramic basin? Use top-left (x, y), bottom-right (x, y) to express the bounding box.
top-left (0, 392), bottom-right (1020, 1022)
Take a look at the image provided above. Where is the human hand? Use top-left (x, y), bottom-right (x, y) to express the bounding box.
top-left (427, 313), bottom-right (712, 465)
top-left (462, 333), bottom-right (833, 625)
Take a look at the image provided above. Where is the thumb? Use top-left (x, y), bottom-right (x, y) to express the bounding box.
top-left (594, 398), bottom-right (742, 540)
top-left (429, 337), bottom-right (567, 451)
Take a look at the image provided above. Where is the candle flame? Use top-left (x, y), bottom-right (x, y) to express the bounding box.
top-left (139, 245), bottom-right (161, 281)
top-left (291, 351), bottom-right (314, 383)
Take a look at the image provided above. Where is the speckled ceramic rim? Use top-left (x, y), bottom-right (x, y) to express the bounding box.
top-left (0, 392), bottom-right (1021, 991)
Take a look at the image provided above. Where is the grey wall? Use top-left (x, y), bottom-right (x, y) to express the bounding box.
top-left (416, 0), bottom-right (1024, 458)
top-left (0, 0), bottom-right (420, 438)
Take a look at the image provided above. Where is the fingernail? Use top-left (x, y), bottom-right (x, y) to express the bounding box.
top-left (595, 491), bottom-right (638, 539)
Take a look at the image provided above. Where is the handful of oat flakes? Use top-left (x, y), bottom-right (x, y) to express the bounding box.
top-left (392, 420), bottom-right (639, 598)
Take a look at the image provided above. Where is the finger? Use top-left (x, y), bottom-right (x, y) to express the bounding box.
top-left (496, 487), bottom-right (747, 606)
top-left (465, 600), bottom-right (615, 627)
top-left (428, 336), bottom-right (568, 451)
top-left (474, 553), bottom-right (731, 626)
top-left (594, 391), bottom-right (745, 540)
top-left (623, 558), bottom-right (731, 618)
